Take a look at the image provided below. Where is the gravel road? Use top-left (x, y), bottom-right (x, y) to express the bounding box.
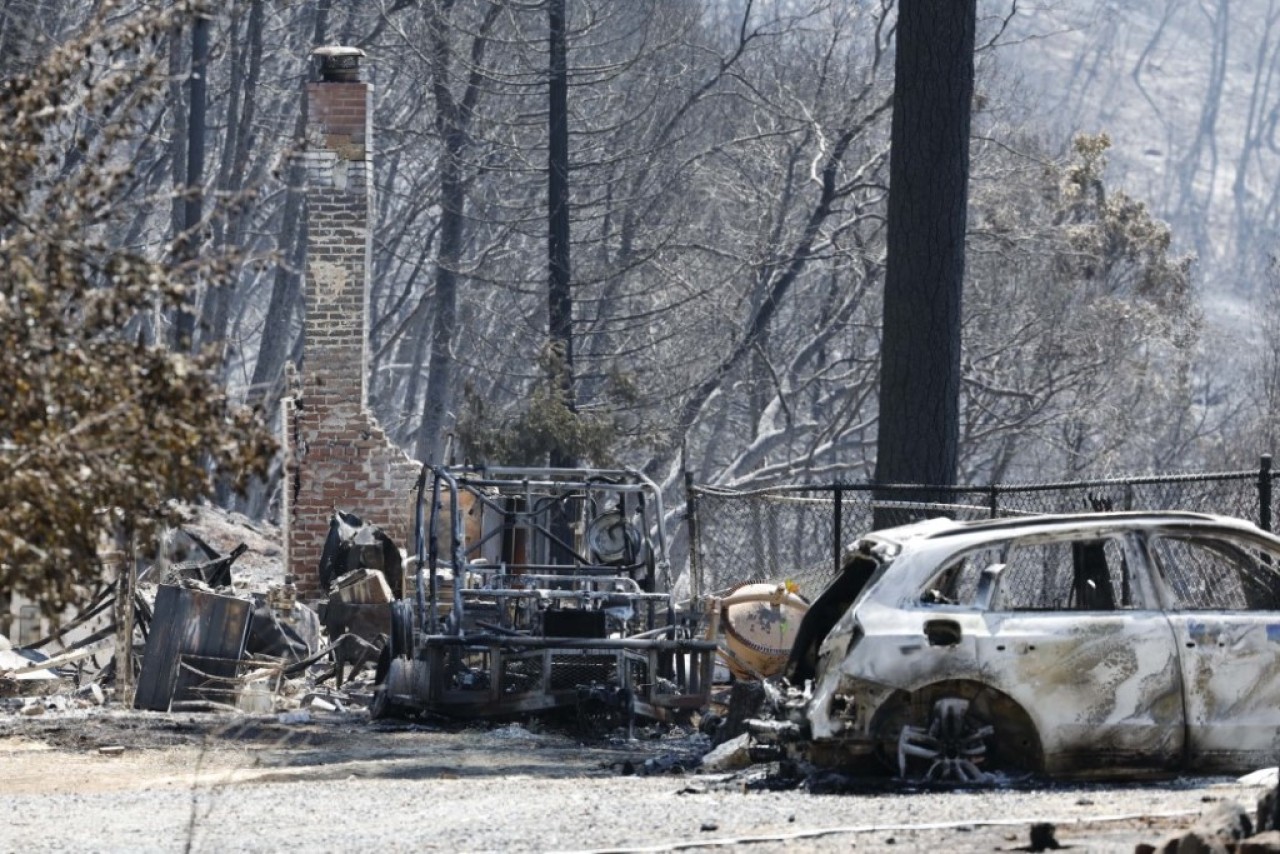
top-left (0, 706), bottom-right (1268, 853)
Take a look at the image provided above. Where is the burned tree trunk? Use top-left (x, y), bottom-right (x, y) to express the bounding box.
top-left (547, 0), bottom-right (575, 468)
top-left (873, 0), bottom-right (976, 525)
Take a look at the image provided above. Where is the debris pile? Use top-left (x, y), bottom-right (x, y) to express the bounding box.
top-left (0, 490), bottom-right (761, 733)
top-left (0, 506), bottom-right (396, 717)
top-left (0, 480), bottom-right (808, 778)
top-left (1136, 797), bottom-right (1261, 853)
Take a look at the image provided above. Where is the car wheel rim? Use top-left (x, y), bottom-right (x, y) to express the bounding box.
top-left (897, 698), bottom-right (994, 782)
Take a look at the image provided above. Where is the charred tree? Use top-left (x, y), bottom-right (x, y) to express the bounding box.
top-left (872, 0), bottom-right (976, 525)
top-left (198, 0), bottom-right (266, 363)
top-left (415, 3), bottom-right (501, 466)
top-left (547, 0), bottom-right (575, 468)
top-left (171, 10), bottom-right (209, 352)
top-left (248, 0), bottom-right (331, 407)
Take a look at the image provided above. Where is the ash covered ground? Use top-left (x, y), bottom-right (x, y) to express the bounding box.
top-left (0, 704), bottom-right (1273, 853)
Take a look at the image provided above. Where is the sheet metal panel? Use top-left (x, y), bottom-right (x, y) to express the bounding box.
top-left (134, 585), bottom-right (251, 711)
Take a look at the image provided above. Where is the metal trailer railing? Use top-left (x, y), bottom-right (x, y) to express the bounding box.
top-left (373, 464), bottom-right (716, 723)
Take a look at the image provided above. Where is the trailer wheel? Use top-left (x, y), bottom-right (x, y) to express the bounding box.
top-left (370, 656), bottom-right (425, 721)
top-left (388, 600), bottom-right (414, 660)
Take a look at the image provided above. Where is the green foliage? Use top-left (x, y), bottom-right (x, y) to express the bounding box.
top-left (0, 1), bottom-right (274, 613)
top-left (456, 345), bottom-right (619, 468)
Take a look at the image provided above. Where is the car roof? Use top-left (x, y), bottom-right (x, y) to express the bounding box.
top-left (851, 511), bottom-right (1280, 596)
top-left (863, 510), bottom-right (1267, 550)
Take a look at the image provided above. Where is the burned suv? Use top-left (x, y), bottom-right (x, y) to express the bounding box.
top-left (776, 511), bottom-right (1280, 781)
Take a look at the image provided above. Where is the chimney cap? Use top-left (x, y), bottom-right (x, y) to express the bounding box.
top-left (312, 46), bottom-right (365, 83)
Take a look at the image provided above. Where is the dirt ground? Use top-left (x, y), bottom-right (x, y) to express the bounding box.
top-left (0, 705), bottom-right (1270, 853)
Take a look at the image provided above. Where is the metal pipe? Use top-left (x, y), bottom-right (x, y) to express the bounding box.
top-left (474, 573), bottom-right (645, 592)
top-left (414, 465), bottom-right (431, 633)
top-left (1261, 454), bottom-right (1273, 532)
top-left (428, 466), bottom-right (467, 635)
top-left (415, 634), bottom-right (716, 652)
top-left (426, 467), bottom-right (442, 633)
top-left (833, 486), bottom-right (844, 576)
top-left (685, 469), bottom-right (702, 600)
top-left (455, 589), bottom-right (671, 603)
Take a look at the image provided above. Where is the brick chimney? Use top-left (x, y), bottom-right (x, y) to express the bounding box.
top-left (283, 47), bottom-right (418, 597)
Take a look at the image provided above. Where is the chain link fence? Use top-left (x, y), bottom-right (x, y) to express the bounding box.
top-left (686, 457), bottom-right (1277, 601)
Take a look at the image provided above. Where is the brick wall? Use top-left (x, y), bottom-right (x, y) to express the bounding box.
top-left (284, 57), bottom-right (419, 597)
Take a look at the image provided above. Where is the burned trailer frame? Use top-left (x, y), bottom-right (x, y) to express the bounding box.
top-left (372, 465), bottom-right (716, 722)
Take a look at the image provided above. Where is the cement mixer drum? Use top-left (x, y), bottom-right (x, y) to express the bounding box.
top-left (721, 582), bottom-right (809, 680)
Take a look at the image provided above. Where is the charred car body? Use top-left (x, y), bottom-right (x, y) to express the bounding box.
top-left (372, 466), bottom-right (715, 723)
top-left (768, 511), bottom-right (1280, 781)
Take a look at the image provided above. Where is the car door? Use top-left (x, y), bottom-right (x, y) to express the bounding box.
top-left (1147, 530), bottom-right (1280, 772)
top-left (973, 533), bottom-right (1185, 775)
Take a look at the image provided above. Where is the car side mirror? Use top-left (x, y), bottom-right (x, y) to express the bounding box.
top-left (974, 563), bottom-right (1005, 610)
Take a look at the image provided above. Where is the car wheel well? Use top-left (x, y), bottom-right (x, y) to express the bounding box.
top-left (869, 679), bottom-right (1044, 777)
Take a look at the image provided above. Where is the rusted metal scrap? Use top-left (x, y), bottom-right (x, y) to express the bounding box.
top-left (5, 516), bottom-right (371, 715)
top-left (319, 511), bottom-right (404, 595)
top-left (322, 568), bottom-right (395, 687)
top-left (134, 584), bottom-right (254, 711)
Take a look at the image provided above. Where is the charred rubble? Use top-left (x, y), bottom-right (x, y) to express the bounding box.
top-left (0, 468), bottom-right (797, 740)
top-left (0, 509), bottom-right (408, 717)
top-left (0, 474), bottom-right (816, 778)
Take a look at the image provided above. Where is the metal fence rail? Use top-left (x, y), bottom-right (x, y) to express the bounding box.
top-left (686, 456), bottom-right (1276, 601)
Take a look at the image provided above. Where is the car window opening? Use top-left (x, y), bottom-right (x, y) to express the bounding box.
top-left (1151, 534), bottom-right (1280, 610)
top-left (1069, 539), bottom-right (1118, 610)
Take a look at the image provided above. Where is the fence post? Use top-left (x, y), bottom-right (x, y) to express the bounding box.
top-left (1260, 454), bottom-right (1273, 532)
top-left (684, 469), bottom-right (702, 599)
top-left (833, 486), bottom-right (844, 576)
top-left (114, 527), bottom-right (137, 708)
top-left (987, 484), bottom-right (998, 519)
